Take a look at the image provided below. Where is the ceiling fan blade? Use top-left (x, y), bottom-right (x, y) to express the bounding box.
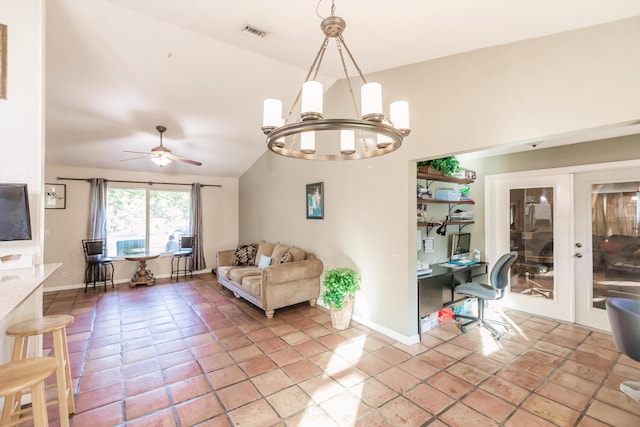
top-left (120, 155), bottom-right (150, 162)
top-left (166, 152), bottom-right (202, 166)
top-left (124, 150), bottom-right (150, 155)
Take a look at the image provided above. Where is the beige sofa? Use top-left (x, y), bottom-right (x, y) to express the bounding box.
top-left (216, 241), bottom-right (323, 318)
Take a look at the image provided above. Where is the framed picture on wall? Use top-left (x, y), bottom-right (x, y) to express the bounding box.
top-left (44, 183), bottom-right (66, 209)
top-left (0, 23), bottom-right (7, 99)
top-left (306, 182), bottom-right (324, 219)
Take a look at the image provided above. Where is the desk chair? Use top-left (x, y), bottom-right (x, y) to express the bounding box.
top-left (454, 251), bottom-right (518, 340)
top-left (606, 297), bottom-right (640, 403)
top-left (82, 238), bottom-right (114, 292)
top-left (171, 235), bottom-right (194, 280)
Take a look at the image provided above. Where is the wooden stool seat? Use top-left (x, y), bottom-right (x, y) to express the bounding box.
top-left (4, 315), bottom-right (75, 427)
top-left (0, 357), bottom-right (58, 427)
top-left (6, 314), bottom-right (74, 337)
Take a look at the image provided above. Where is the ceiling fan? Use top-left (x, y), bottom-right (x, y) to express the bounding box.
top-left (123, 125), bottom-right (202, 167)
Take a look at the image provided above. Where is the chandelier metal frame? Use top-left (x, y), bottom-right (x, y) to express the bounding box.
top-left (262, 4), bottom-right (410, 160)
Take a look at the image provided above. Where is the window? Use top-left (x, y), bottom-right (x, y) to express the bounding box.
top-left (106, 187), bottom-right (190, 257)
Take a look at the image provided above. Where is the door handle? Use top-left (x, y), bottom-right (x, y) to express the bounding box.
top-left (575, 253), bottom-right (583, 258)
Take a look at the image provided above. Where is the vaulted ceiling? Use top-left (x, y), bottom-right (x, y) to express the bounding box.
top-left (44, 0), bottom-right (640, 177)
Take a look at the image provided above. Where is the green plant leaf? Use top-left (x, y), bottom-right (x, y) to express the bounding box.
top-left (322, 267), bottom-right (360, 310)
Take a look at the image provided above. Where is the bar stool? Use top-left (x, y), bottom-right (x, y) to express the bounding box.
top-left (3, 315), bottom-right (75, 427)
top-left (171, 235), bottom-right (194, 280)
top-left (0, 357), bottom-right (58, 427)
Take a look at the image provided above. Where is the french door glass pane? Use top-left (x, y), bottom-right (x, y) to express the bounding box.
top-left (591, 181), bottom-right (640, 308)
top-left (509, 187), bottom-right (555, 299)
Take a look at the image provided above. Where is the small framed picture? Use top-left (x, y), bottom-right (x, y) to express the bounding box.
top-left (306, 182), bottom-right (324, 219)
top-left (0, 23), bottom-right (7, 99)
top-left (44, 183), bottom-right (66, 209)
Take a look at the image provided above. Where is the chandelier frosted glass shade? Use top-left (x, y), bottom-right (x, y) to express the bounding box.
top-left (261, 6), bottom-right (410, 160)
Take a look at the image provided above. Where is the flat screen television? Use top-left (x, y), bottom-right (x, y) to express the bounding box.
top-left (0, 183), bottom-right (32, 241)
top-left (450, 232), bottom-right (471, 260)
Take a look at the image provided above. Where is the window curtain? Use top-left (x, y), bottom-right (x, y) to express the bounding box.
top-left (88, 178), bottom-right (107, 239)
top-left (190, 183), bottom-right (207, 271)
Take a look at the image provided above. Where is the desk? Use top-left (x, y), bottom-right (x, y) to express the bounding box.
top-left (418, 262), bottom-right (488, 334)
top-left (124, 254), bottom-right (159, 288)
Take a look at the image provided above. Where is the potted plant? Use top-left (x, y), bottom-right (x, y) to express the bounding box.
top-left (417, 156), bottom-right (460, 176)
top-left (322, 267), bottom-right (360, 330)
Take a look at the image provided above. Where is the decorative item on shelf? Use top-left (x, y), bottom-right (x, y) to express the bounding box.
top-left (417, 156), bottom-right (460, 177)
top-left (322, 267), bottom-right (360, 330)
top-left (417, 185), bottom-right (432, 200)
top-left (261, 0), bottom-right (410, 160)
top-left (435, 188), bottom-right (459, 201)
top-left (459, 185), bottom-right (471, 201)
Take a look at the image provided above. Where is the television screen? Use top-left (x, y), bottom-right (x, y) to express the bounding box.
top-left (0, 183), bottom-right (32, 241)
top-left (450, 232), bottom-right (471, 259)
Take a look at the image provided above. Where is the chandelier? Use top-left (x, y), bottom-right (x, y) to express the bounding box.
top-left (261, 1), bottom-right (410, 160)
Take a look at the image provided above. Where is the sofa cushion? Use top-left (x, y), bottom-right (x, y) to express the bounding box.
top-left (289, 246), bottom-right (306, 262)
top-left (255, 241), bottom-right (277, 265)
top-left (217, 266), bottom-right (234, 280)
top-left (234, 243), bottom-right (258, 266)
top-left (241, 275), bottom-right (262, 298)
top-left (271, 244), bottom-right (290, 264)
top-left (229, 266), bottom-right (261, 284)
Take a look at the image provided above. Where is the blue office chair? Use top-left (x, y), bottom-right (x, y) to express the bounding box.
top-left (454, 251), bottom-right (518, 340)
top-left (606, 297), bottom-right (640, 403)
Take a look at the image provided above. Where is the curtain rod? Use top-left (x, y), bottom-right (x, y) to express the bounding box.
top-left (56, 177), bottom-right (222, 188)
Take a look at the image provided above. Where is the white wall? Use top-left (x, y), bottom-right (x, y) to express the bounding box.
top-left (43, 164), bottom-right (239, 290)
top-left (239, 17), bottom-right (640, 343)
top-left (0, 0), bottom-right (46, 365)
top-left (0, 0), bottom-right (45, 262)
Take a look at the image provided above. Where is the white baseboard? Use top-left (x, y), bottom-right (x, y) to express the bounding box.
top-left (315, 300), bottom-right (419, 346)
top-left (43, 270), bottom-right (210, 293)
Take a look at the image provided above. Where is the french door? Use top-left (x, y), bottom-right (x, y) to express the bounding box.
top-left (486, 172), bottom-right (574, 322)
top-left (487, 162), bottom-right (640, 331)
top-left (574, 167), bottom-right (640, 331)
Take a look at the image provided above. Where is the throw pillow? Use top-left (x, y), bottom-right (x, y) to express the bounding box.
top-left (289, 246), bottom-right (306, 262)
top-left (271, 244), bottom-right (290, 264)
top-left (234, 243), bottom-right (258, 266)
top-left (279, 251), bottom-right (292, 264)
top-left (258, 255), bottom-right (272, 269)
top-left (255, 241), bottom-right (277, 264)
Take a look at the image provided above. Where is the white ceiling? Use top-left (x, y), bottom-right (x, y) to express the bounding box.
top-left (45, 0), bottom-right (640, 177)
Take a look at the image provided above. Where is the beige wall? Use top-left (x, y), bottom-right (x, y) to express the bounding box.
top-left (240, 17), bottom-right (640, 343)
top-left (43, 164), bottom-right (239, 290)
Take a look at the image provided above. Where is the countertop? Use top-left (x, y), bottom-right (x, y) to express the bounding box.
top-left (0, 263), bottom-right (61, 320)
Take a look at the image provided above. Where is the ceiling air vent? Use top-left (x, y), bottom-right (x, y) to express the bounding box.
top-left (243, 25), bottom-right (268, 38)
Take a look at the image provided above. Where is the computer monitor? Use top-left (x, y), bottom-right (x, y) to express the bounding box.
top-left (450, 232), bottom-right (471, 260)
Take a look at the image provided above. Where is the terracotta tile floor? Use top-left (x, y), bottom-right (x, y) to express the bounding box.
top-left (33, 273), bottom-right (640, 426)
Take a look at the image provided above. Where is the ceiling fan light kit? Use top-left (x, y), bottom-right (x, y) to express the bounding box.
top-left (124, 125), bottom-right (202, 167)
top-left (261, 0), bottom-right (410, 160)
